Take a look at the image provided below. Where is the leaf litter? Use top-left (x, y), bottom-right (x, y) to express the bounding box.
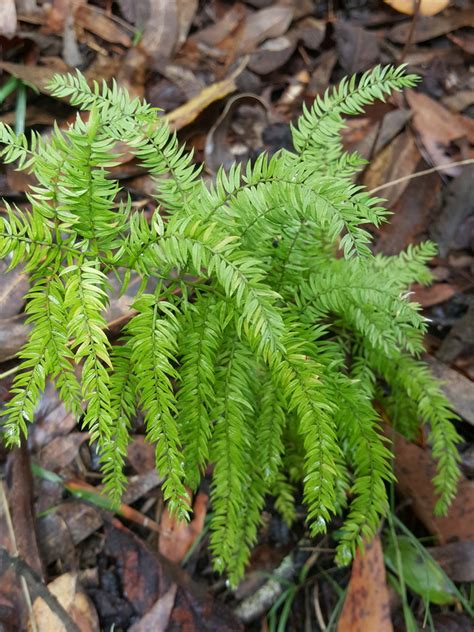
top-left (0, 1), bottom-right (473, 630)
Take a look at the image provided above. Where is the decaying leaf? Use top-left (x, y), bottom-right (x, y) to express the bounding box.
top-left (388, 9), bottom-right (474, 44)
top-left (384, 0), bottom-right (450, 17)
top-left (0, 0), bottom-right (17, 36)
top-left (337, 535), bottom-right (392, 632)
top-left (31, 573), bottom-right (99, 632)
top-left (392, 430), bottom-right (474, 543)
top-left (0, 261), bottom-right (29, 319)
top-left (334, 21), bottom-right (380, 74)
top-left (159, 491), bottom-right (208, 563)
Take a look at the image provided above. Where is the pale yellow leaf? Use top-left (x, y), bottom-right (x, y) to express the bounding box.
top-left (384, 0), bottom-right (450, 17)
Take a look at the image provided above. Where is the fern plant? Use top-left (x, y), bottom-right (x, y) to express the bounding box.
top-left (0, 66), bottom-right (460, 585)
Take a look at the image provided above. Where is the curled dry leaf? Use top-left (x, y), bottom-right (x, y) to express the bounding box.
top-left (384, 0), bottom-right (450, 17)
top-left (239, 5), bottom-right (294, 53)
top-left (0, 261), bottom-right (29, 319)
top-left (337, 535), bottom-right (392, 632)
top-left (388, 9), bottom-right (474, 44)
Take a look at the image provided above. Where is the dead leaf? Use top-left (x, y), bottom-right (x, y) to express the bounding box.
top-left (430, 164), bottom-right (474, 256)
top-left (388, 9), bottom-right (474, 44)
top-left (129, 584), bottom-right (178, 632)
top-left (38, 433), bottom-right (89, 471)
top-left (176, 0), bottom-right (198, 48)
top-left (337, 535), bottom-right (392, 632)
top-left (376, 167), bottom-right (440, 254)
top-left (127, 436), bottom-right (156, 475)
top-left (392, 430), bottom-right (474, 542)
top-left (0, 261), bottom-right (29, 319)
top-left (239, 5), bottom-right (294, 53)
top-left (191, 3), bottom-right (246, 48)
top-left (0, 0), bottom-right (16, 36)
top-left (411, 283), bottom-right (457, 307)
top-left (425, 356), bottom-right (474, 426)
top-left (0, 316), bottom-right (30, 362)
top-left (334, 21), bottom-right (380, 74)
top-left (447, 31), bottom-right (474, 56)
top-left (296, 17), bottom-right (325, 50)
top-left (74, 4), bottom-right (132, 47)
top-left (384, 0), bottom-right (450, 17)
top-left (104, 521), bottom-right (243, 630)
top-left (165, 58), bottom-right (248, 130)
top-left (429, 541), bottom-right (474, 582)
top-left (442, 90), bottom-right (474, 113)
top-left (31, 573), bottom-right (99, 632)
top-left (351, 109), bottom-right (411, 162)
top-left (248, 34), bottom-right (297, 74)
top-left (159, 492), bottom-right (208, 563)
top-left (141, 0), bottom-right (178, 58)
top-left (0, 61), bottom-right (62, 94)
top-left (406, 90), bottom-right (474, 174)
top-left (363, 132), bottom-right (421, 208)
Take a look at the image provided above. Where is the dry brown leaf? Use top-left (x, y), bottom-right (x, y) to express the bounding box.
top-left (141, 0), bottom-right (178, 58)
top-left (337, 535), bottom-right (392, 632)
top-left (406, 90), bottom-right (474, 174)
top-left (388, 9), bottom-right (474, 44)
top-left (411, 283), bottom-right (457, 308)
top-left (31, 573), bottom-right (99, 632)
top-left (392, 430), bottom-right (474, 543)
top-left (334, 21), bottom-right (380, 74)
top-left (363, 131), bottom-right (420, 208)
top-left (0, 261), bottom-right (29, 319)
top-left (384, 0), bottom-right (450, 16)
top-left (159, 491), bottom-right (208, 563)
top-left (425, 356), bottom-right (474, 426)
top-left (75, 4), bottom-right (132, 47)
top-left (239, 5), bottom-right (294, 53)
top-left (0, 0), bottom-right (17, 36)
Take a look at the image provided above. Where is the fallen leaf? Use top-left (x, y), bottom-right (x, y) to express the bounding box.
top-left (191, 3), bottom-right (246, 48)
top-left (176, 0), bottom-right (199, 48)
top-left (0, 61), bottom-right (62, 94)
top-left (31, 573), bottom-right (99, 632)
top-left (165, 58), bottom-right (248, 130)
top-left (447, 31), bottom-right (474, 55)
top-left (159, 491), bottom-right (208, 563)
top-left (334, 21), bottom-right (380, 74)
top-left (351, 109), bottom-right (411, 162)
top-left (248, 34), bottom-right (296, 74)
top-left (388, 9), bottom-right (474, 44)
top-left (239, 5), bottom-right (294, 53)
top-left (430, 164), bottom-right (474, 256)
top-left (363, 131), bottom-right (421, 209)
top-left (38, 433), bottom-right (89, 471)
top-left (0, 0), bottom-right (16, 36)
top-left (425, 356), bottom-right (474, 426)
top-left (442, 90), bottom-right (474, 113)
top-left (384, 536), bottom-right (456, 605)
top-left (407, 90), bottom-right (474, 174)
top-left (392, 430), bottom-right (474, 542)
top-left (429, 540), bottom-right (474, 582)
top-left (337, 535), bottom-right (392, 632)
top-left (437, 304), bottom-right (474, 365)
top-left (0, 261), bottom-right (29, 319)
top-left (104, 520), bottom-right (243, 629)
top-left (0, 316), bottom-right (30, 362)
top-left (431, 613), bottom-right (474, 632)
top-left (75, 4), bottom-right (132, 47)
top-left (296, 17), bottom-right (325, 50)
top-left (141, 0), bottom-right (178, 58)
top-left (411, 282), bottom-right (457, 307)
top-left (384, 0), bottom-right (450, 17)
top-left (129, 584), bottom-right (177, 632)
top-left (127, 436), bottom-right (156, 475)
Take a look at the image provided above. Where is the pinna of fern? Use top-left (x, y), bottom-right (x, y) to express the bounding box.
top-left (0, 64), bottom-right (461, 584)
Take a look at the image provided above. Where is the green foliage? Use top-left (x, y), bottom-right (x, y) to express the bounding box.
top-left (0, 66), bottom-right (461, 584)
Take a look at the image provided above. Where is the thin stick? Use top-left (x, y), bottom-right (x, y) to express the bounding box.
top-left (368, 158), bottom-right (474, 195)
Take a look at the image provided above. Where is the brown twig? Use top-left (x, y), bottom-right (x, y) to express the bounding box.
top-left (0, 547), bottom-right (81, 632)
top-left (398, 0), bottom-right (422, 64)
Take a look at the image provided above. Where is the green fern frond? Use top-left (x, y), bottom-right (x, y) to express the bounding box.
top-left (0, 64), bottom-right (461, 586)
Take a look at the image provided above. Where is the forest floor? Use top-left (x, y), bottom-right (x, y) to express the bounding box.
top-left (0, 1), bottom-right (473, 630)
